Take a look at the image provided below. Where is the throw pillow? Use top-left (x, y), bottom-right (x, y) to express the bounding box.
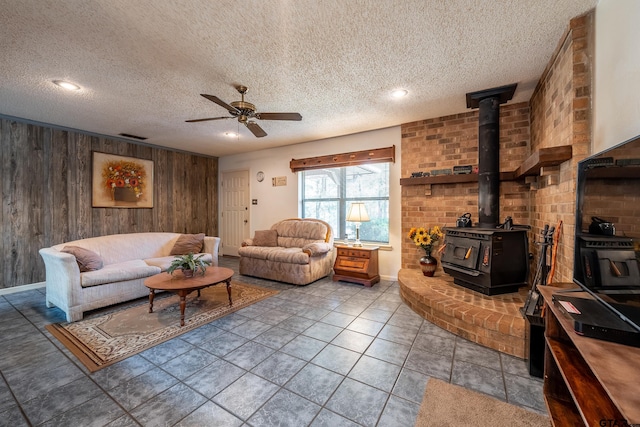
top-left (253, 230), bottom-right (278, 247)
top-left (61, 246), bottom-right (104, 272)
top-left (170, 233), bottom-right (205, 255)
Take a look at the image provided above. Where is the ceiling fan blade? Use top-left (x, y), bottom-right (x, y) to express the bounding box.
top-left (185, 116), bottom-right (233, 123)
top-left (200, 94), bottom-right (239, 113)
top-left (255, 112), bottom-right (302, 121)
top-left (246, 121), bottom-right (267, 138)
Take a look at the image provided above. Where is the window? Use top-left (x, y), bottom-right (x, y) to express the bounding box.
top-left (301, 164), bottom-right (389, 243)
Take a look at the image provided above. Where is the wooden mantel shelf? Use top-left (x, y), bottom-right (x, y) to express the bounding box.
top-left (513, 145), bottom-right (573, 178)
top-left (400, 145), bottom-right (572, 186)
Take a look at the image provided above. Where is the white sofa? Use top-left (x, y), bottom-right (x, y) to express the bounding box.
top-left (39, 232), bottom-right (220, 322)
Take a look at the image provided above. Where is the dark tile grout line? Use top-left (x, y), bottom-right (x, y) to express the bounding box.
top-left (0, 368), bottom-right (32, 427)
top-left (499, 348), bottom-right (510, 406)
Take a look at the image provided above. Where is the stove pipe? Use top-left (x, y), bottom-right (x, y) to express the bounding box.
top-left (466, 84), bottom-right (517, 228)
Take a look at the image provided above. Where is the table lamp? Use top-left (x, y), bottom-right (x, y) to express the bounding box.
top-left (346, 202), bottom-right (370, 247)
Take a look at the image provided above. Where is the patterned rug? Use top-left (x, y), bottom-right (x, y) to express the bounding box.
top-left (46, 281), bottom-right (278, 372)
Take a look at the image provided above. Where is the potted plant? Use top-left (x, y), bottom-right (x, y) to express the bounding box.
top-left (166, 252), bottom-right (211, 278)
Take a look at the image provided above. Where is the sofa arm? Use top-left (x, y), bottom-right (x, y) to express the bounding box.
top-left (38, 247), bottom-right (82, 317)
top-left (302, 242), bottom-right (333, 257)
top-left (241, 238), bottom-right (254, 247)
top-left (203, 236), bottom-right (221, 266)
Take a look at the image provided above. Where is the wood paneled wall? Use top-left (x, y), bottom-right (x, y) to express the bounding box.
top-left (0, 118), bottom-right (218, 288)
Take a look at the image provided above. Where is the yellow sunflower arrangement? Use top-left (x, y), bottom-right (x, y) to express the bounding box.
top-left (407, 225), bottom-right (444, 255)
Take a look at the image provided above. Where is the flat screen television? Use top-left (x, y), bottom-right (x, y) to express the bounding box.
top-left (571, 134), bottom-right (640, 336)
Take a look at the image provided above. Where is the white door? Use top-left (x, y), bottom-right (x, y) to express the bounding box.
top-left (221, 170), bottom-right (250, 257)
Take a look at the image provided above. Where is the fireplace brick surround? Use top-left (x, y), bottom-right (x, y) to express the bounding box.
top-left (399, 12), bottom-right (593, 357)
top-left (399, 269), bottom-right (527, 358)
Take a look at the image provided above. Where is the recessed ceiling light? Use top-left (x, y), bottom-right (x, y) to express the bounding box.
top-left (391, 89), bottom-right (408, 98)
top-left (53, 80), bottom-right (81, 91)
top-left (225, 132), bottom-right (238, 138)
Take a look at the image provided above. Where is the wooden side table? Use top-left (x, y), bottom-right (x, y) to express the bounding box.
top-left (333, 246), bottom-right (380, 287)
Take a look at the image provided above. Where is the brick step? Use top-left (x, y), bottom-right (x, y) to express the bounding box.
top-left (398, 268), bottom-right (528, 358)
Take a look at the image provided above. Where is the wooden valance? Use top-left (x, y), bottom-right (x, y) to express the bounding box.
top-left (290, 145), bottom-right (395, 172)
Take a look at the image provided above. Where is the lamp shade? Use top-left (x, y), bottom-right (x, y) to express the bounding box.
top-left (346, 202), bottom-right (370, 222)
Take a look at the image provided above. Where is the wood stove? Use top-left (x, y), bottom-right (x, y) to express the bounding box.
top-left (440, 84), bottom-right (530, 295)
top-left (441, 227), bottom-right (529, 295)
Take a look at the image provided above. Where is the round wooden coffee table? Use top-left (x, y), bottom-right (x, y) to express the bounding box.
top-left (144, 266), bottom-right (234, 326)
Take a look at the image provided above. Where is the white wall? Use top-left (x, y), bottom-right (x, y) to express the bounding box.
top-left (594, 0), bottom-right (640, 153)
top-left (219, 126), bottom-right (402, 281)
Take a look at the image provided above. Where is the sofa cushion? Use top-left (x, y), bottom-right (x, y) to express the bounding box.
top-left (237, 246), bottom-right (310, 265)
top-left (80, 260), bottom-right (161, 288)
top-left (274, 220), bottom-right (329, 248)
top-left (145, 253), bottom-right (213, 272)
top-left (170, 233), bottom-right (205, 255)
top-left (253, 230), bottom-right (278, 247)
top-left (61, 246), bottom-right (104, 272)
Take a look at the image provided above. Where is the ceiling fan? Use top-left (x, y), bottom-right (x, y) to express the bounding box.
top-left (186, 85), bottom-right (302, 138)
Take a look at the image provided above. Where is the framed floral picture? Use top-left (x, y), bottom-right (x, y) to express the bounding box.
top-left (92, 152), bottom-right (154, 208)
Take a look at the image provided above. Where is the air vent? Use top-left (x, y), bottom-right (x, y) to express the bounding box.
top-left (585, 240), bottom-right (633, 249)
top-left (118, 133), bottom-right (147, 141)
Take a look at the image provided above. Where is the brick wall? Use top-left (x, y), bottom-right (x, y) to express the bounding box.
top-left (401, 103), bottom-right (530, 270)
top-left (401, 10), bottom-right (594, 284)
top-left (529, 11), bottom-right (594, 284)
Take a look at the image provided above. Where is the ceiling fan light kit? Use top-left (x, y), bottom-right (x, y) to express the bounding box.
top-left (186, 85), bottom-right (302, 138)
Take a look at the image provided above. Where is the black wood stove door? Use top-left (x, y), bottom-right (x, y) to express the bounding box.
top-left (442, 236), bottom-right (481, 270)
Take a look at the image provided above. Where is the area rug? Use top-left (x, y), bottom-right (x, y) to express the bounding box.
top-left (46, 281), bottom-right (278, 372)
top-left (415, 378), bottom-right (550, 427)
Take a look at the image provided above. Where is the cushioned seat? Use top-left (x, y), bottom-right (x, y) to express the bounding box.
top-left (81, 260), bottom-right (161, 288)
top-left (239, 246), bottom-right (310, 264)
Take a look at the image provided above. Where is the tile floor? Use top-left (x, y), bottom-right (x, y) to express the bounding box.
top-left (0, 257), bottom-right (546, 426)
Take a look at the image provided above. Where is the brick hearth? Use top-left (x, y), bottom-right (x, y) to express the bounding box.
top-left (398, 269), bottom-right (527, 358)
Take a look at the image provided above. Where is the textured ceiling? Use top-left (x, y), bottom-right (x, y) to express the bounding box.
top-left (0, 0), bottom-right (597, 157)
